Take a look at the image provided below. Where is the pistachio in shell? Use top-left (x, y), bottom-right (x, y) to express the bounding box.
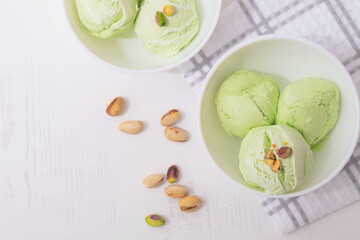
top-left (164, 185), bottom-right (187, 198)
top-left (179, 196), bottom-right (202, 212)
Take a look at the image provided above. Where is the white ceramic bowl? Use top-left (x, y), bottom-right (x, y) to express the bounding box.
top-left (198, 35), bottom-right (360, 198)
top-left (63, 0), bottom-right (221, 74)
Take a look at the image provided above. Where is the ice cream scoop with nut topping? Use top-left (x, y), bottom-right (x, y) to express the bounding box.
top-left (239, 125), bottom-right (313, 195)
top-left (135, 0), bottom-right (199, 56)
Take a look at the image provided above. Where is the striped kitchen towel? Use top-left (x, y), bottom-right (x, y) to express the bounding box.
top-left (178, 0), bottom-right (360, 234)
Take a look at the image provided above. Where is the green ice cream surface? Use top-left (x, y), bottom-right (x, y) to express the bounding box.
top-left (276, 78), bottom-right (340, 145)
top-left (215, 70), bottom-right (280, 138)
top-left (135, 0), bottom-right (199, 56)
top-left (239, 125), bottom-right (313, 195)
top-left (76, 0), bottom-right (138, 39)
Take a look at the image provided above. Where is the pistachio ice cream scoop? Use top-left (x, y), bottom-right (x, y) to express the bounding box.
top-left (135, 0), bottom-right (199, 56)
top-left (76, 0), bottom-right (138, 39)
top-left (239, 125), bottom-right (313, 195)
top-left (215, 70), bottom-right (280, 138)
top-left (276, 78), bottom-right (340, 145)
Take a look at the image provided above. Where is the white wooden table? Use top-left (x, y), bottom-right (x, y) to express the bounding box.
top-left (0, 0), bottom-right (359, 239)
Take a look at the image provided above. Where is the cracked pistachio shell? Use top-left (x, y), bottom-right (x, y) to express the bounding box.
top-left (106, 97), bottom-right (125, 116)
top-left (180, 196), bottom-right (202, 212)
top-left (161, 109), bottom-right (180, 126)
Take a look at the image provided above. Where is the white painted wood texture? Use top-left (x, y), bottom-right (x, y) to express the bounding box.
top-left (0, 0), bottom-right (359, 239)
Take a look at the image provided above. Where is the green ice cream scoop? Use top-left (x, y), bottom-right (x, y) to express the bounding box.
top-left (215, 70), bottom-right (280, 138)
top-left (135, 0), bottom-right (199, 56)
top-left (276, 78), bottom-right (340, 145)
top-left (239, 125), bottom-right (313, 195)
top-left (76, 0), bottom-right (138, 39)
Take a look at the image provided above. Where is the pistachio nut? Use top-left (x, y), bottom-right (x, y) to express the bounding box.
top-left (272, 159), bottom-right (282, 173)
top-left (119, 120), bottom-right (143, 134)
top-left (179, 196), bottom-right (202, 212)
top-left (155, 11), bottom-right (165, 27)
top-left (266, 150), bottom-right (275, 160)
top-left (166, 165), bottom-right (179, 183)
top-left (164, 185), bottom-right (187, 198)
top-left (277, 146), bottom-right (292, 158)
top-left (164, 127), bottom-right (188, 142)
top-left (265, 158), bottom-right (275, 167)
top-left (145, 214), bottom-right (165, 227)
top-left (161, 109), bottom-right (180, 126)
top-left (143, 174), bottom-right (163, 188)
top-left (106, 97), bottom-right (125, 116)
top-left (163, 5), bottom-right (175, 16)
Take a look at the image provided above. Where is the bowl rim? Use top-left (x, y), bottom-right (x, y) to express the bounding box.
top-left (62, 0), bottom-right (222, 74)
top-left (197, 34), bottom-right (360, 198)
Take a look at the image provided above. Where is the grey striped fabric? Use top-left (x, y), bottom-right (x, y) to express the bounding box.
top-left (178, 0), bottom-right (360, 234)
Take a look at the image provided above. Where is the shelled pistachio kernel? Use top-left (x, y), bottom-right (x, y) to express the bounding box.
top-left (266, 150), bottom-right (275, 160)
top-left (265, 159), bottom-right (275, 166)
top-left (272, 159), bottom-right (282, 173)
top-left (166, 165), bottom-right (179, 183)
top-left (145, 214), bottom-right (165, 227)
top-left (277, 146), bottom-right (292, 158)
top-left (155, 11), bottom-right (165, 27)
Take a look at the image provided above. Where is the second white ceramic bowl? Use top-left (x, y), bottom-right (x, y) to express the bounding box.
top-left (198, 35), bottom-right (360, 198)
top-left (63, 0), bottom-right (221, 74)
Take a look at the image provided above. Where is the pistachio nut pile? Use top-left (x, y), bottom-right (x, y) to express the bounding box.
top-left (105, 98), bottom-right (196, 228)
top-left (264, 146), bottom-right (293, 173)
top-left (143, 164), bottom-right (202, 227)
